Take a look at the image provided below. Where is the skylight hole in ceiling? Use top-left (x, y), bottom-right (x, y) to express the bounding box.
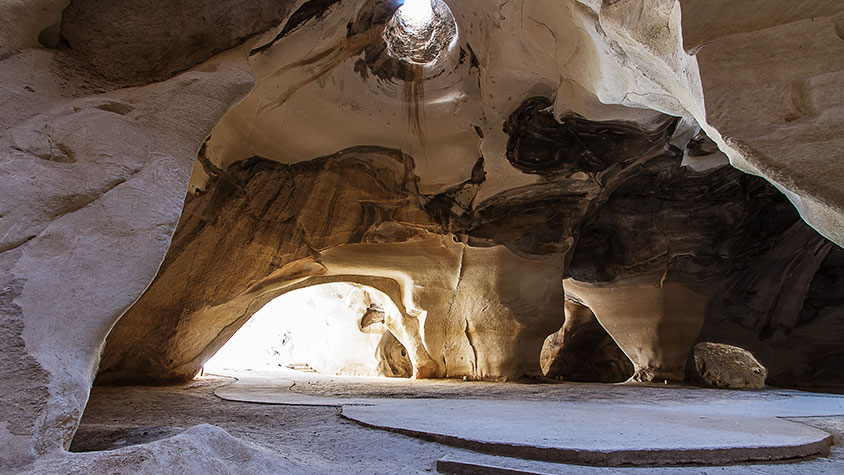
top-left (383, 0), bottom-right (457, 65)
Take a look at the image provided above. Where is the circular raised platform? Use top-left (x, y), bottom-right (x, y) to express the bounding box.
top-left (341, 399), bottom-right (833, 466)
top-left (213, 370), bottom-right (842, 467)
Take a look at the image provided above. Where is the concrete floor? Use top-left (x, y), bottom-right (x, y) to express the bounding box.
top-left (70, 369), bottom-right (844, 474)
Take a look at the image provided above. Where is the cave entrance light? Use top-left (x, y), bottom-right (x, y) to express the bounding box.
top-left (202, 283), bottom-right (412, 378)
top-left (401, 0), bottom-right (434, 27)
top-left (384, 0), bottom-right (457, 65)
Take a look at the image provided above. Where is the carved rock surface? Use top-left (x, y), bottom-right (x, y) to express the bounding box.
top-left (0, 50), bottom-right (255, 468)
top-left (97, 0), bottom-right (843, 389)
top-left (60, 0), bottom-right (298, 86)
top-left (377, 331), bottom-right (414, 378)
top-left (565, 278), bottom-right (708, 383)
top-left (28, 424), bottom-right (303, 474)
top-left (98, 149), bottom-right (565, 383)
top-left (689, 3), bottom-right (844, 246)
top-left (96, 149), bottom-right (438, 383)
top-left (693, 343), bottom-right (767, 390)
top-left (1, 1), bottom-right (294, 468)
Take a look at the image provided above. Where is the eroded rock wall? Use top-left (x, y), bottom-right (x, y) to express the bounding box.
top-left (682, 0), bottom-right (844, 245)
top-left (98, 0), bottom-right (844, 389)
top-left (701, 243), bottom-right (844, 388)
top-left (0, 51), bottom-right (255, 466)
top-left (0, 0), bottom-right (296, 468)
top-left (564, 136), bottom-right (840, 384)
top-left (541, 301), bottom-right (633, 383)
top-left (98, 147), bottom-right (566, 383)
top-left (96, 148), bottom-right (436, 383)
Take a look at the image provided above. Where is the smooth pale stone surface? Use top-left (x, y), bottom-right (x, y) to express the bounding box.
top-left (26, 424), bottom-right (305, 475)
top-left (213, 370), bottom-right (843, 467)
top-left (342, 399), bottom-right (832, 465)
top-left (0, 47), bottom-right (257, 468)
top-left (695, 15), bottom-right (844, 247)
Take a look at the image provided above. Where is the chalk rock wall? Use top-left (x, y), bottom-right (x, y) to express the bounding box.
top-left (0, 0), bottom-right (295, 469)
top-left (0, 53), bottom-right (258, 467)
top-left (99, 0), bottom-right (844, 388)
top-left (681, 0), bottom-right (844, 245)
top-left (97, 147), bottom-right (566, 383)
top-left (97, 148), bottom-right (443, 383)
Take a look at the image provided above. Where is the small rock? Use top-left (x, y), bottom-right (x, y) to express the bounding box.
top-left (694, 342), bottom-right (767, 389)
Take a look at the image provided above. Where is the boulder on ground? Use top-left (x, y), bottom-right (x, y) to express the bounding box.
top-left (694, 342), bottom-right (767, 389)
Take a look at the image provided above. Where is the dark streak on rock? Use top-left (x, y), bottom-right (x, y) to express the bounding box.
top-left (469, 187), bottom-right (588, 256)
top-left (465, 43), bottom-right (480, 70)
top-left (0, 234), bottom-right (38, 255)
top-left (423, 157), bottom-right (485, 231)
top-left (94, 101), bottom-right (136, 116)
top-left (504, 96), bottom-right (676, 176)
top-left (251, 0), bottom-right (343, 56)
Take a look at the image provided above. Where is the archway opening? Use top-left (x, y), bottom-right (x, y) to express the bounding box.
top-left (540, 301), bottom-right (634, 383)
top-left (203, 282), bottom-right (412, 378)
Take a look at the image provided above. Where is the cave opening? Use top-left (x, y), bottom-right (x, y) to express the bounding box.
top-left (203, 283), bottom-right (413, 379)
top-left (383, 0), bottom-right (457, 64)
top-left (399, 0), bottom-right (434, 25)
top-left (540, 301), bottom-right (635, 383)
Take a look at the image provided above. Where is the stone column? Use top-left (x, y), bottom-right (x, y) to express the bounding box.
top-left (565, 276), bottom-right (708, 382)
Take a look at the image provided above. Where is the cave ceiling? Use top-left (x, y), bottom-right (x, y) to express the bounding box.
top-left (95, 0), bottom-right (844, 387)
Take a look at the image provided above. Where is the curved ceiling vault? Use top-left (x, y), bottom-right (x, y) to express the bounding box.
top-left (102, 0), bottom-right (844, 387)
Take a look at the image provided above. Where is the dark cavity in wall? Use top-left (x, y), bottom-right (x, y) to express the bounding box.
top-left (503, 96), bottom-right (677, 176)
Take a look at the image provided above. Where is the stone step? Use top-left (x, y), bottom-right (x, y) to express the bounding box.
top-left (284, 363), bottom-right (317, 373)
top-left (437, 457), bottom-right (556, 475)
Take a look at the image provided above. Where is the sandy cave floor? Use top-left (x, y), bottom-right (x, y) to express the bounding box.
top-left (70, 370), bottom-right (844, 474)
